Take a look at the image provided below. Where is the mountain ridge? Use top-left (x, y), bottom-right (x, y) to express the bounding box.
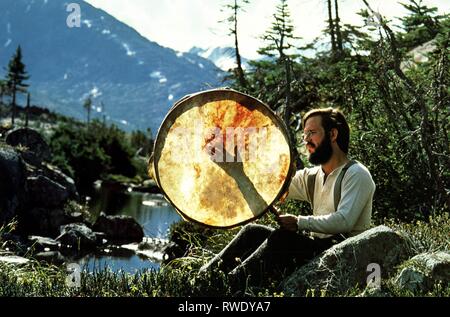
top-left (189, 46), bottom-right (250, 71)
top-left (0, 0), bottom-right (224, 132)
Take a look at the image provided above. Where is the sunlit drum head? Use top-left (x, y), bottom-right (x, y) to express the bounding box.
top-left (151, 89), bottom-right (294, 229)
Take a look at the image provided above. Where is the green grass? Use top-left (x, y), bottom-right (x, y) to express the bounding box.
top-left (0, 260), bottom-right (233, 297)
top-left (383, 213), bottom-right (450, 254)
top-left (0, 212), bottom-right (448, 297)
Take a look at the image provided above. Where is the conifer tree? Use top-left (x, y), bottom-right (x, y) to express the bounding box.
top-left (83, 96), bottom-right (92, 125)
top-left (222, 0), bottom-right (249, 88)
top-left (100, 101), bottom-right (106, 125)
top-left (6, 45), bottom-right (29, 126)
top-left (327, 0), bottom-right (337, 54)
top-left (25, 92), bottom-right (30, 128)
top-left (0, 79), bottom-right (9, 105)
top-left (257, 0), bottom-right (300, 165)
top-left (334, 0), bottom-right (343, 52)
top-left (399, 0), bottom-right (445, 49)
top-left (325, 0), bottom-right (343, 58)
top-left (258, 0), bottom-right (299, 62)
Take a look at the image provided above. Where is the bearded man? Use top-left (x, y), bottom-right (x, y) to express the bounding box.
top-left (200, 108), bottom-right (376, 288)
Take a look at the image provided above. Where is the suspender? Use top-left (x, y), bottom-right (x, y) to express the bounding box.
top-left (307, 173), bottom-right (317, 209)
top-left (307, 160), bottom-right (357, 211)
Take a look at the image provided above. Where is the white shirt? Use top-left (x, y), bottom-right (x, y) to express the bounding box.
top-left (287, 161), bottom-right (376, 238)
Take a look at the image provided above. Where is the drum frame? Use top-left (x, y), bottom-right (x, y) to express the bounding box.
top-left (151, 88), bottom-right (296, 229)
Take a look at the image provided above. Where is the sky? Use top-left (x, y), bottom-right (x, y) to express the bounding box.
top-left (84, 0), bottom-right (450, 60)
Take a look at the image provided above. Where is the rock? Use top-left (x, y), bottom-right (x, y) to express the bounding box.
top-left (161, 241), bottom-right (187, 264)
top-left (0, 255), bottom-right (29, 265)
top-left (133, 179), bottom-right (160, 193)
top-left (143, 179), bottom-right (158, 188)
top-left (401, 39), bottom-right (437, 71)
top-left (93, 231), bottom-right (108, 245)
top-left (358, 284), bottom-right (392, 297)
top-left (34, 251), bottom-right (66, 266)
top-left (24, 162), bottom-right (79, 202)
top-left (41, 163), bottom-right (78, 200)
top-left (93, 213), bottom-right (144, 243)
top-left (56, 223), bottom-right (97, 251)
top-left (5, 128), bottom-right (51, 163)
top-left (28, 236), bottom-right (60, 252)
top-left (394, 251), bottom-right (450, 293)
top-left (22, 208), bottom-right (81, 238)
top-left (0, 233), bottom-right (29, 255)
top-left (27, 175), bottom-right (69, 208)
top-left (0, 146), bottom-right (26, 225)
top-left (121, 238), bottom-right (167, 263)
top-left (282, 226), bottom-right (411, 296)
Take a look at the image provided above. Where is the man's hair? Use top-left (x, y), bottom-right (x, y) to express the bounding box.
top-left (302, 108), bottom-right (350, 154)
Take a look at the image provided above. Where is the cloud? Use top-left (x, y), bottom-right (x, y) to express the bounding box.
top-left (85, 0), bottom-right (450, 59)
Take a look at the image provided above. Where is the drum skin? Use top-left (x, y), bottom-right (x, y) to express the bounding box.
top-left (150, 89), bottom-right (294, 229)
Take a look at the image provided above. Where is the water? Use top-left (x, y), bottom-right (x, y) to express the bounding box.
top-left (77, 186), bottom-right (181, 274)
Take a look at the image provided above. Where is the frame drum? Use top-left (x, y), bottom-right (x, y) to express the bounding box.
top-left (149, 89), bottom-right (294, 229)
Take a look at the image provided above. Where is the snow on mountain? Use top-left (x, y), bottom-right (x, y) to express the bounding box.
top-left (189, 46), bottom-right (249, 71)
top-left (0, 0), bottom-right (224, 132)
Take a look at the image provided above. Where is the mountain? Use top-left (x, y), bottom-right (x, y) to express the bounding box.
top-left (0, 0), bottom-right (224, 132)
top-left (189, 46), bottom-right (249, 71)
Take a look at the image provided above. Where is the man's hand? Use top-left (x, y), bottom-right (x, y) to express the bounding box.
top-left (278, 214), bottom-right (298, 232)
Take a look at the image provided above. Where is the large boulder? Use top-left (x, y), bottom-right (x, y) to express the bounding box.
top-left (0, 255), bottom-right (29, 265)
top-left (5, 128), bottom-right (51, 164)
top-left (24, 162), bottom-right (79, 205)
top-left (34, 251), bottom-right (66, 266)
top-left (394, 251), bottom-right (450, 293)
top-left (23, 208), bottom-right (84, 238)
top-left (0, 146), bottom-right (26, 224)
top-left (56, 223), bottom-right (97, 251)
top-left (93, 213), bottom-right (144, 243)
top-left (41, 163), bottom-right (78, 200)
top-left (28, 236), bottom-right (60, 253)
top-left (27, 175), bottom-right (69, 208)
top-left (282, 226), bottom-right (411, 296)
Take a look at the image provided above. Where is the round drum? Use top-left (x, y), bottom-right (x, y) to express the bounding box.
top-left (150, 89), bottom-right (294, 229)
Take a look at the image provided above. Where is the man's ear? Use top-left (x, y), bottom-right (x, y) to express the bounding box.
top-left (330, 128), bottom-right (338, 143)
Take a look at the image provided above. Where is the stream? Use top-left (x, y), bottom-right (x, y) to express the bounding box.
top-left (77, 186), bottom-right (181, 273)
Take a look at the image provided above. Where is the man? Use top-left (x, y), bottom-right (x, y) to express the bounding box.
top-left (200, 108), bottom-right (376, 287)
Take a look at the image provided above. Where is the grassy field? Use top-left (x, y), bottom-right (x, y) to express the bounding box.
top-left (0, 210), bottom-right (448, 297)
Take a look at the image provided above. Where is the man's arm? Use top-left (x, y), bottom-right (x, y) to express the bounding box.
top-left (278, 167), bottom-right (315, 231)
top-left (285, 167), bottom-right (315, 202)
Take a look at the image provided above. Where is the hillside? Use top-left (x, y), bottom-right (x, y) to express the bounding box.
top-left (0, 0), bottom-right (224, 132)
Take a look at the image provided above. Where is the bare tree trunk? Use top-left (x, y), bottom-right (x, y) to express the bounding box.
top-left (432, 36), bottom-right (450, 176)
top-left (327, 0), bottom-right (337, 56)
top-left (334, 0), bottom-right (343, 53)
top-left (25, 92), bottom-right (30, 128)
top-left (233, 0), bottom-right (247, 88)
top-left (101, 101), bottom-right (106, 125)
top-left (283, 57), bottom-right (292, 127)
top-left (283, 57), bottom-right (302, 168)
top-left (11, 84), bottom-right (16, 126)
top-left (362, 0), bottom-right (449, 207)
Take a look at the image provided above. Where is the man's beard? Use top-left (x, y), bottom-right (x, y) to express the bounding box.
top-left (308, 134), bottom-right (333, 165)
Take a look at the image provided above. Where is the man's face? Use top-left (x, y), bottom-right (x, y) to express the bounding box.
top-left (303, 116), bottom-right (333, 165)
